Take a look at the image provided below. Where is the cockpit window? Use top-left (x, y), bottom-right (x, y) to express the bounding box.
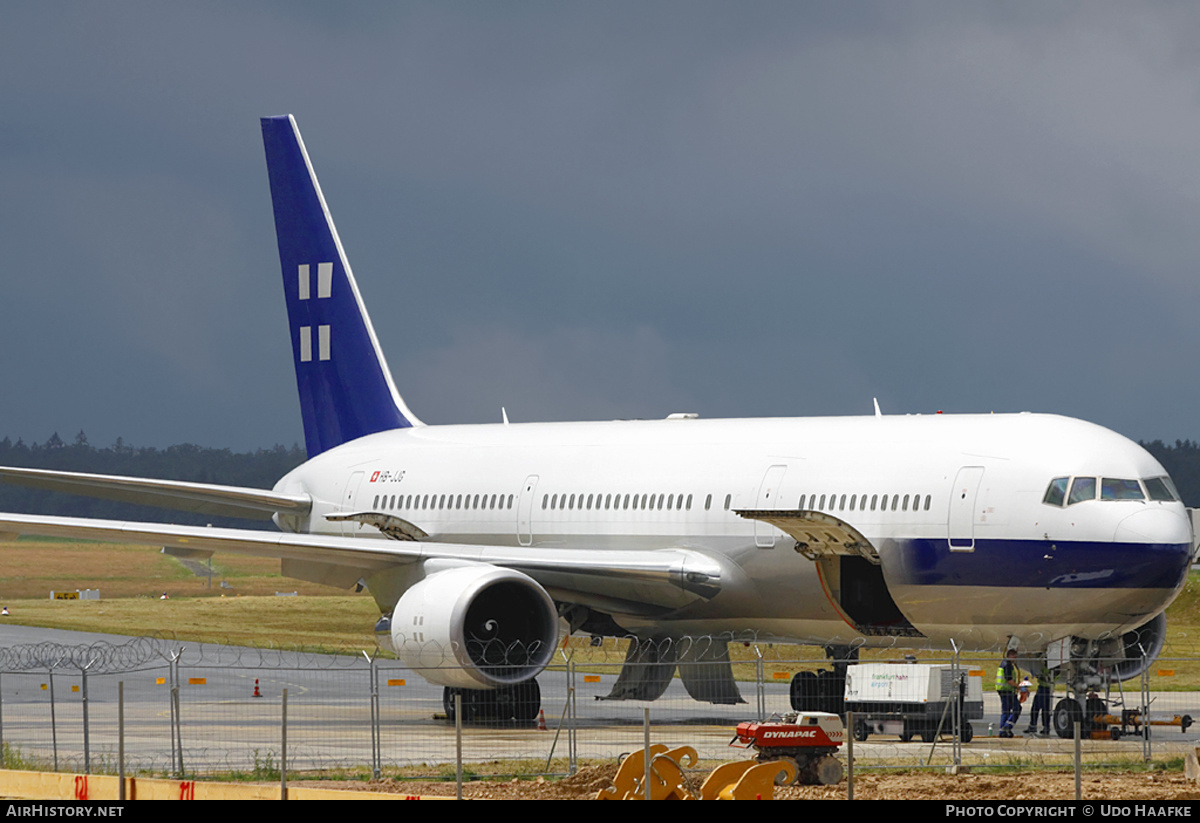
top-left (1101, 478), bottom-right (1145, 501)
top-left (1067, 477), bottom-right (1096, 505)
top-left (1144, 476), bottom-right (1178, 502)
top-left (1042, 477), bottom-right (1068, 507)
top-left (1046, 474), bottom-right (1178, 506)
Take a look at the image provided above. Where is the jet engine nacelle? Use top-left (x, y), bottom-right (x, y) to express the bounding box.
top-left (390, 564), bottom-right (559, 689)
top-left (1102, 612), bottom-right (1168, 683)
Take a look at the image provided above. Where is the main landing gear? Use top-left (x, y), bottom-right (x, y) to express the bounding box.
top-left (442, 679), bottom-right (541, 724)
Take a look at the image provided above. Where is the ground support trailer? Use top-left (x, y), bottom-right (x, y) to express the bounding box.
top-left (843, 663), bottom-right (983, 742)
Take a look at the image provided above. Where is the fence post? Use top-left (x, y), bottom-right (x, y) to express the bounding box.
top-left (118, 681), bottom-right (125, 802)
top-left (81, 667), bottom-right (89, 774)
top-left (48, 669), bottom-right (58, 772)
top-left (1142, 654), bottom-right (1152, 762)
top-left (569, 661), bottom-right (577, 776)
top-left (455, 692), bottom-right (463, 801)
top-left (363, 651), bottom-right (380, 779)
top-left (643, 708), bottom-right (651, 800)
top-left (755, 649), bottom-right (765, 721)
top-left (1080, 719), bottom-right (1089, 806)
top-left (169, 650), bottom-right (183, 777)
top-left (281, 688), bottom-right (288, 801)
top-left (846, 710), bottom-right (854, 801)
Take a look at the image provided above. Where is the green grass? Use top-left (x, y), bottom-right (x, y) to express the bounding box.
top-left (4, 537), bottom-right (1200, 683)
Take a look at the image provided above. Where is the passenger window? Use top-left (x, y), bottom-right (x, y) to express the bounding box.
top-left (871, 494), bottom-right (878, 511)
top-left (1101, 478), bottom-right (1145, 500)
top-left (724, 494), bottom-right (732, 510)
top-left (1068, 477), bottom-right (1096, 505)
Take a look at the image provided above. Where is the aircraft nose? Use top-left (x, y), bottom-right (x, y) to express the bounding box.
top-left (1113, 508), bottom-right (1193, 548)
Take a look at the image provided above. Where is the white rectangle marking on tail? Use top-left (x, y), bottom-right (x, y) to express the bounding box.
top-left (298, 265), bottom-right (310, 300)
top-left (318, 325), bottom-right (330, 360)
top-left (300, 326), bottom-right (312, 362)
top-left (318, 262), bottom-right (332, 299)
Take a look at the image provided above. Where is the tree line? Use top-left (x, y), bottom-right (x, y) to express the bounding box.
top-left (0, 432), bottom-right (306, 529)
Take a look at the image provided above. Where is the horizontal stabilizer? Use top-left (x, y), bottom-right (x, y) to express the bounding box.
top-left (0, 466), bottom-right (311, 521)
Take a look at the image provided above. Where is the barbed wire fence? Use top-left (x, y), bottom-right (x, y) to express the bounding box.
top-left (0, 634), bottom-right (1196, 780)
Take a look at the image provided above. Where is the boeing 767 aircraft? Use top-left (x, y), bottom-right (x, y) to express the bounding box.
top-left (0, 116), bottom-right (1192, 735)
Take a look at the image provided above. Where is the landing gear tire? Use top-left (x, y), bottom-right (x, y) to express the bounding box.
top-left (959, 722), bottom-right (974, 743)
top-left (496, 679), bottom-right (541, 723)
top-left (1053, 698), bottom-right (1083, 739)
top-left (789, 671), bottom-right (818, 711)
top-left (443, 679), bottom-right (542, 724)
top-left (443, 687), bottom-right (480, 723)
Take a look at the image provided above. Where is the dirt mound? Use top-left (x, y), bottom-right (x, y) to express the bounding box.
top-left (300, 766), bottom-right (1200, 800)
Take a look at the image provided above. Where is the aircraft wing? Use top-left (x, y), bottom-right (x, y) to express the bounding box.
top-left (0, 466), bottom-right (311, 521)
top-left (0, 512), bottom-right (723, 615)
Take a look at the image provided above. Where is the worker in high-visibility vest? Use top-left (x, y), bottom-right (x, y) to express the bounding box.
top-left (995, 648), bottom-right (1021, 738)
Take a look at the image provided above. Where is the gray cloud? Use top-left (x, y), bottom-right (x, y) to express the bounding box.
top-left (1, 2), bottom-right (1198, 451)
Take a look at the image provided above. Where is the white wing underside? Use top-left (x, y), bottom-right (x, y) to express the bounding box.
top-left (0, 512), bottom-right (723, 615)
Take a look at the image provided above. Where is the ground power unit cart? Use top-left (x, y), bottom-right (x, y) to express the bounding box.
top-left (843, 663), bottom-right (983, 742)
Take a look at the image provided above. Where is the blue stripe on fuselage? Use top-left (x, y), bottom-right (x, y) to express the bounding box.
top-left (890, 538), bottom-right (1190, 589)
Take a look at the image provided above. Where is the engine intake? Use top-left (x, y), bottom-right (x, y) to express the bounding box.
top-left (390, 564), bottom-right (558, 689)
top-left (1104, 612), bottom-right (1167, 682)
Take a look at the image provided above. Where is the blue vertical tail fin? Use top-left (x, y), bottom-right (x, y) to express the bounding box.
top-left (261, 115), bottom-right (422, 456)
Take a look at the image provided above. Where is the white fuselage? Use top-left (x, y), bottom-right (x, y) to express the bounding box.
top-left (273, 411), bottom-right (1192, 652)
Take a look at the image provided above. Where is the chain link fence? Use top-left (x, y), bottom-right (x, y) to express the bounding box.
top-left (0, 636), bottom-right (1196, 779)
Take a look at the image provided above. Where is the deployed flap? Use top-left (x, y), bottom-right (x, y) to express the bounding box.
top-left (677, 638), bottom-right (745, 705)
top-left (599, 639), bottom-right (678, 701)
top-left (735, 509), bottom-right (879, 564)
top-left (0, 466), bottom-right (311, 520)
top-left (281, 558), bottom-right (366, 589)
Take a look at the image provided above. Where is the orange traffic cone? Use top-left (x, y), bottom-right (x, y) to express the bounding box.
top-left (537, 709), bottom-right (547, 730)
top-left (253, 679), bottom-right (262, 698)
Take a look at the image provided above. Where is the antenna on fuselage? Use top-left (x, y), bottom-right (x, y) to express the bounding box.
top-left (873, 397), bottom-right (882, 418)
